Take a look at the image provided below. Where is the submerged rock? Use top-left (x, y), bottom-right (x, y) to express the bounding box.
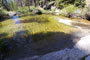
top-left (13, 30), bottom-right (27, 47)
top-left (37, 48), bottom-right (87, 60)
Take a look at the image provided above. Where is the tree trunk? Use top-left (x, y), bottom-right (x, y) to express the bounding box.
top-left (2, 0), bottom-right (10, 11)
top-left (33, 0), bottom-right (37, 7)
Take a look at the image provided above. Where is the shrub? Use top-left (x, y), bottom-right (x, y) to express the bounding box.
top-left (17, 7), bottom-right (30, 13)
top-left (56, 0), bottom-right (75, 9)
top-left (60, 5), bottom-right (89, 19)
top-left (0, 8), bottom-right (7, 15)
top-left (0, 8), bottom-right (8, 20)
top-left (60, 5), bottom-right (78, 16)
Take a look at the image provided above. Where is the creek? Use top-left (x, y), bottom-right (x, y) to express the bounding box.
top-left (5, 15), bottom-right (90, 60)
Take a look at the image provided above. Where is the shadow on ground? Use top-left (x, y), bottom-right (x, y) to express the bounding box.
top-left (0, 31), bottom-right (79, 60)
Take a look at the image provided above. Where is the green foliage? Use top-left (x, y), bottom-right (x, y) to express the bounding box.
top-left (60, 5), bottom-right (78, 16)
top-left (74, 0), bottom-right (86, 8)
top-left (8, 0), bottom-right (17, 11)
top-left (0, 0), bottom-right (17, 11)
top-left (17, 6), bottom-right (29, 13)
top-left (17, 6), bottom-right (43, 14)
top-left (0, 9), bottom-right (7, 15)
top-left (56, 0), bottom-right (75, 9)
top-left (55, 0), bottom-right (85, 9)
top-left (65, 5), bottom-right (78, 13)
top-left (0, 0), bottom-right (2, 7)
top-left (0, 0), bottom-right (86, 13)
top-left (0, 8), bottom-right (8, 21)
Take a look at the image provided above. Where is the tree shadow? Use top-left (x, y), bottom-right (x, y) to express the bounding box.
top-left (0, 33), bottom-right (8, 38)
top-left (0, 31), bottom-right (81, 60)
top-left (31, 32), bottom-right (77, 55)
top-left (0, 33), bottom-right (11, 60)
top-left (0, 16), bottom-right (9, 22)
top-left (2, 31), bottom-right (80, 60)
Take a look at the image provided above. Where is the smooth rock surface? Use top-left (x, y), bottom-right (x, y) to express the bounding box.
top-left (57, 18), bottom-right (72, 25)
top-left (85, 55), bottom-right (90, 60)
top-left (75, 35), bottom-right (90, 53)
top-left (37, 48), bottom-right (88, 60)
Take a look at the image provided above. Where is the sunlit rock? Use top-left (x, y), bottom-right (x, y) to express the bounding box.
top-left (32, 9), bottom-right (42, 15)
top-left (7, 11), bottom-right (16, 17)
top-left (51, 6), bottom-right (56, 11)
top-left (75, 35), bottom-right (90, 53)
top-left (55, 9), bottom-right (60, 16)
top-left (57, 18), bottom-right (72, 25)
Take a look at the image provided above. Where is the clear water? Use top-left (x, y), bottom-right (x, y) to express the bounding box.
top-left (11, 15), bottom-right (33, 46)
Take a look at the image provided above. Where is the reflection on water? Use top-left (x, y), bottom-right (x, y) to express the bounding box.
top-left (11, 14), bottom-right (33, 47)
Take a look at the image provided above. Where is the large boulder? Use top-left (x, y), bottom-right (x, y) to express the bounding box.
top-left (31, 9), bottom-right (42, 15)
top-left (67, 13), bottom-right (86, 19)
top-left (7, 11), bottom-right (18, 17)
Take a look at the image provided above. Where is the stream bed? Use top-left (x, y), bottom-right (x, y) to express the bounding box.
top-left (3, 15), bottom-right (90, 60)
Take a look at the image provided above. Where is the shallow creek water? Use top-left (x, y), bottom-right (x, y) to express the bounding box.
top-left (11, 15), bottom-right (33, 46)
top-left (5, 15), bottom-right (90, 60)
